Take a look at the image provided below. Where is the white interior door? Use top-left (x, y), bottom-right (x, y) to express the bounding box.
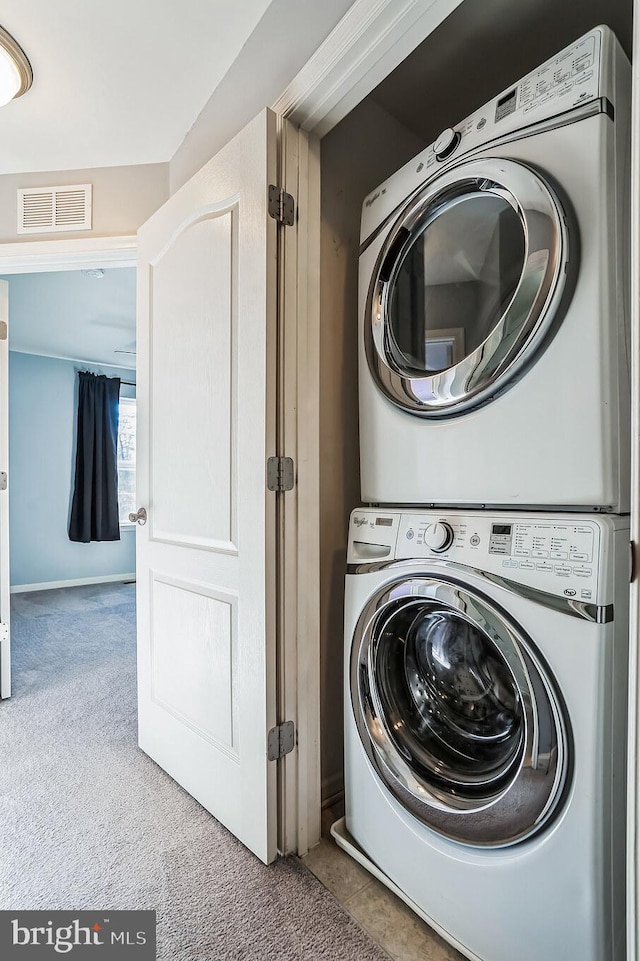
top-left (0, 280), bottom-right (9, 699)
top-left (135, 109), bottom-right (279, 864)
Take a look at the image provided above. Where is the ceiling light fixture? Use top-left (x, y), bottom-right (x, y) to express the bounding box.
top-left (0, 25), bottom-right (32, 107)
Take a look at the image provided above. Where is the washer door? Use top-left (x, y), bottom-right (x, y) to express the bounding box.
top-left (352, 575), bottom-right (570, 846)
top-left (366, 158), bottom-right (571, 416)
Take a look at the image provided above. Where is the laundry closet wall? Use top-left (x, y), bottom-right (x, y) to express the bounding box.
top-left (318, 0), bottom-right (633, 802)
top-left (319, 101), bottom-right (425, 802)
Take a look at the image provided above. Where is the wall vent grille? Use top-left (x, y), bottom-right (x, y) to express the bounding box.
top-left (17, 184), bottom-right (92, 234)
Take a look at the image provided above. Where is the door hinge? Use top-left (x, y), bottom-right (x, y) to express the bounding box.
top-left (267, 456), bottom-right (295, 492)
top-left (0, 623), bottom-right (8, 644)
top-left (0, 472), bottom-right (6, 491)
top-left (267, 720), bottom-right (296, 761)
top-left (268, 185), bottom-right (295, 226)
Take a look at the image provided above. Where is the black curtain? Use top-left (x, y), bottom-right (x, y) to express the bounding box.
top-left (68, 372), bottom-right (121, 543)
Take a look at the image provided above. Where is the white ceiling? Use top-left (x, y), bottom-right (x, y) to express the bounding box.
top-left (2, 268), bottom-right (137, 369)
top-left (0, 0), bottom-right (274, 175)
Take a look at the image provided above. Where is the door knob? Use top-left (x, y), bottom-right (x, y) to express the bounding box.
top-left (129, 507), bottom-right (147, 526)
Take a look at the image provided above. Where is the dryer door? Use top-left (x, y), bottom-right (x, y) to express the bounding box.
top-left (366, 158), bottom-right (571, 416)
top-left (351, 574), bottom-right (570, 846)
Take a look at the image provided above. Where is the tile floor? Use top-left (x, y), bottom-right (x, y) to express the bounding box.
top-left (302, 806), bottom-right (465, 961)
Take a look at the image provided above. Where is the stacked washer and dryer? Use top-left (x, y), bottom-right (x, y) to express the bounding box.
top-left (333, 26), bottom-right (631, 961)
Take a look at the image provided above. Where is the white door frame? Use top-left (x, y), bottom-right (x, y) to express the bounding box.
top-left (628, 1), bottom-right (640, 957)
top-left (272, 0), bottom-right (465, 137)
top-left (0, 236), bottom-right (137, 274)
top-left (0, 280), bottom-right (9, 698)
top-left (272, 0), bottom-right (468, 854)
top-left (0, 234), bottom-right (137, 691)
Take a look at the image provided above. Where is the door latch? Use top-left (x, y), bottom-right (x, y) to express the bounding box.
top-left (128, 507), bottom-right (147, 525)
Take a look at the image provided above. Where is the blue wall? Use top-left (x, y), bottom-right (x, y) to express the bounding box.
top-left (9, 351), bottom-right (136, 588)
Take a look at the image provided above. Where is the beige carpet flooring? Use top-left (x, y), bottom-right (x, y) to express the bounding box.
top-left (0, 583), bottom-right (390, 960)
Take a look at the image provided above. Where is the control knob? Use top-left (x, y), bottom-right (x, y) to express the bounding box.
top-left (433, 127), bottom-right (461, 161)
top-left (424, 522), bottom-right (454, 553)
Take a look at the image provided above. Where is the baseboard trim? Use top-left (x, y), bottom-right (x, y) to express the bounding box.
top-left (10, 573), bottom-right (136, 594)
top-left (322, 772), bottom-right (344, 808)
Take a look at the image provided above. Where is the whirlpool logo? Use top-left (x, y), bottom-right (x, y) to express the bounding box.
top-left (1, 911), bottom-right (156, 958)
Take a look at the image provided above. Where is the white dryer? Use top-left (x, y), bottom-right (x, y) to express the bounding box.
top-left (335, 507), bottom-right (629, 961)
top-left (358, 26), bottom-right (630, 511)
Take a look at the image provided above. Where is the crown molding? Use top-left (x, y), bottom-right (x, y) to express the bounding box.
top-left (272, 0), bottom-right (464, 138)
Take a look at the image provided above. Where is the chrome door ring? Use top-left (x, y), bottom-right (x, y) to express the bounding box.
top-left (351, 574), bottom-right (570, 846)
top-left (366, 157), bottom-right (571, 417)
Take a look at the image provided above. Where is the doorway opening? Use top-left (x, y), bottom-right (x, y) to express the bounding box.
top-left (2, 265), bottom-right (137, 697)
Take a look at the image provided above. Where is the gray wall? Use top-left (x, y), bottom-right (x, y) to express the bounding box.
top-left (319, 99), bottom-right (425, 801)
top-left (0, 163), bottom-right (169, 244)
top-left (169, 0), bottom-right (354, 192)
top-left (9, 352), bottom-right (136, 588)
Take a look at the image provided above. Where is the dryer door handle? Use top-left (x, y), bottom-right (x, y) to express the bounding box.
top-left (352, 541), bottom-right (391, 559)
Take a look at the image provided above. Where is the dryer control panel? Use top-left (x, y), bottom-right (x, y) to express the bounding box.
top-left (360, 25), bottom-right (622, 243)
top-left (348, 508), bottom-right (626, 606)
top-left (397, 29), bottom-right (603, 182)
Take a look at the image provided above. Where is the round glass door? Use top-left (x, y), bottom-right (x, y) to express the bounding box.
top-left (352, 576), bottom-right (569, 846)
top-left (366, 158), bottom-right (571, 416)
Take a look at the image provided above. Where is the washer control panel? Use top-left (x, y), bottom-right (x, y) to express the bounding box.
top-left (347, 509), bottom-right (621, 605)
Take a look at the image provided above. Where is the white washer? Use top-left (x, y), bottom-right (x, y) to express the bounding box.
top-left (358, 26), bottom-right (630, 511)
top-left (336, 507), bottom-right (629, 961)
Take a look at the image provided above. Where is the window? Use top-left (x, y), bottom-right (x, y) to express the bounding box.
top-left (117, 396), bottom-right (136, 526)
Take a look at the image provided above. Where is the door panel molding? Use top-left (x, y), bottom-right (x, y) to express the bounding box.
top-left (149, 197), bottom-right (240, 269)
top-left (149, 571), bottom-right (239, 759)
top-left (148, 202), bottom-right (239, 554)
